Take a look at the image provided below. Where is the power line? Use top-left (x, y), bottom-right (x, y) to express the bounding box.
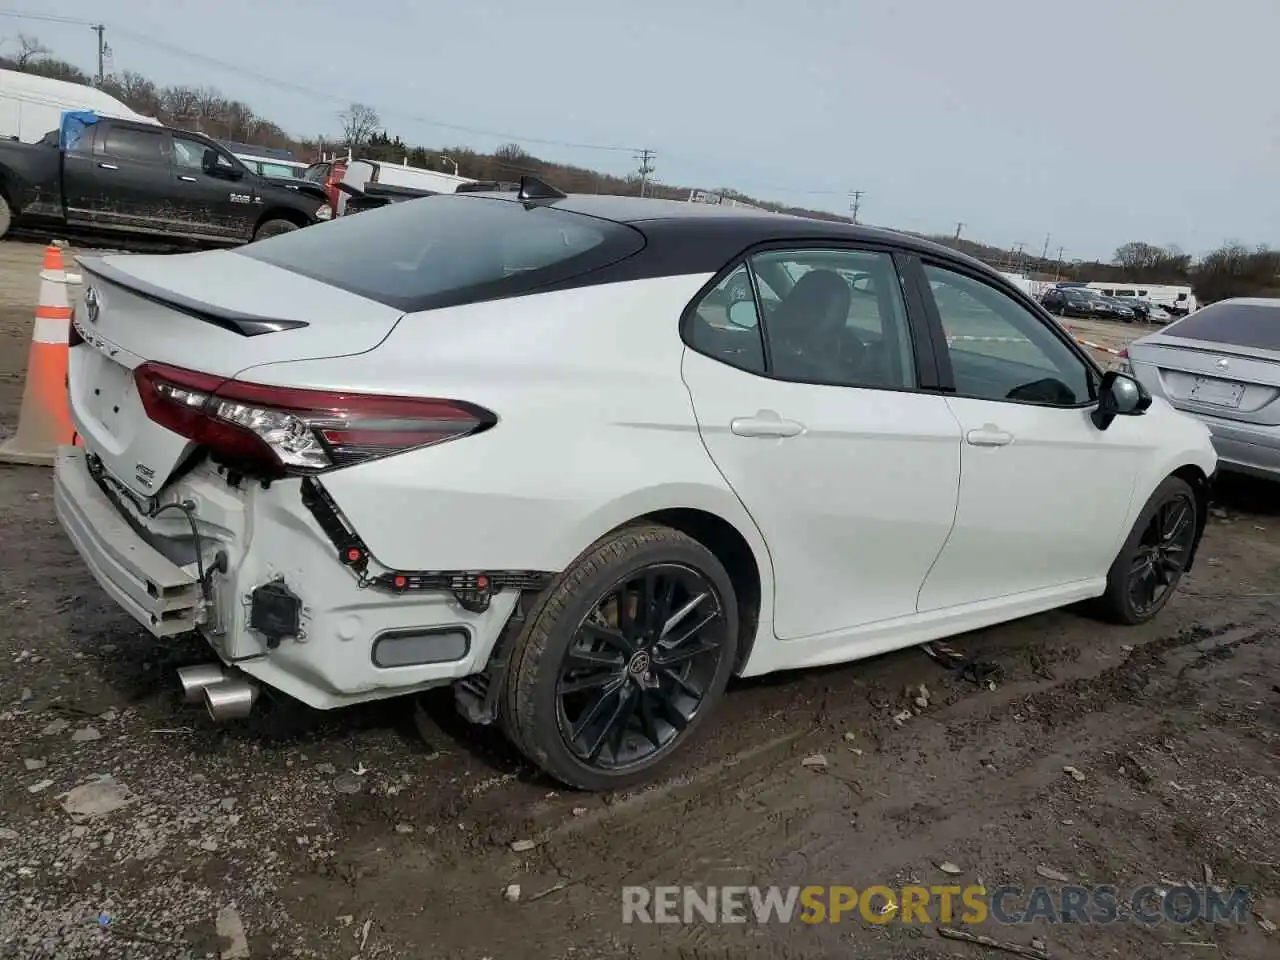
top-left (0, 9), bottom-right (642, 154)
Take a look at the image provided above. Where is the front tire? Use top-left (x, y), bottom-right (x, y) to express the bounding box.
top-left (501, 524), bottom-right (739, 791)
top-left (1093, 476), bottom-right (1198, 625)
top-left (253, 218), bottom-right (299, 241)
top-left (0, 194), bottom-right (11, 240)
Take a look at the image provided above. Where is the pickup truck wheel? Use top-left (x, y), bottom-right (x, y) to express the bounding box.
top-left (253, 218), bottom-right (298, 241)
top-left (501, 524), bottom-right (739, 791)
top-left (0, 194), bottom-right (11, 240)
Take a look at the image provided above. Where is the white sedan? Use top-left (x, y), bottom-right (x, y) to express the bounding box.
top-left (54, 179), bottom-right (1217, 791)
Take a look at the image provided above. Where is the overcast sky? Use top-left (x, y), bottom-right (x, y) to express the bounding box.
top-left (9, 0), bottom-right (1278, 260)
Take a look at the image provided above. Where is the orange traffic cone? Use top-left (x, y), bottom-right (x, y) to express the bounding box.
top-left (0, 245), bottom-right (78, 466)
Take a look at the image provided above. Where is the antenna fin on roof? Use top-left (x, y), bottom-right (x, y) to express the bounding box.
top-left (517, 175), bottom-right (566, 201)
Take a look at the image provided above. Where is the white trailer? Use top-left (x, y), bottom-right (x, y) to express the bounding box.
top-left (336, 159), bottom-right (476, 215)
top-left (0, 69), bottom-right (161, 143)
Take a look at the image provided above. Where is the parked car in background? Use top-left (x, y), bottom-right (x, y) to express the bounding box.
top-left (1124, 297), bottom-right (1280, 480)
top-left (303, 159), bottom-right (348, 214)
top-left (54, 186), bottom-right (1216, 791)
top-left (0, 113), bottom-right (331, 243)
top-left (1097, 295), bottom-right (1137, 323)
top-left (1042, 286), bottom-right (1102, 318)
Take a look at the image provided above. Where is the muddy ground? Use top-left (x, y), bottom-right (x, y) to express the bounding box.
top-left (0, 239), bottom-right (1276, 959)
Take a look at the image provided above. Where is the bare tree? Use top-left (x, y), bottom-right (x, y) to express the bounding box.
top-left (338, 103), bottom-right (380, 151)
top-left (494, 142), bottom-right (526, 162)
top-left (160, 85), bottom-right (200, 126)
top-left (107, 70), bottom-right (160, 116)
top-left (13, 34), bottom-right (50, 69)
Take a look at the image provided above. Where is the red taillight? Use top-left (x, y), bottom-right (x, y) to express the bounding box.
top-left (134, 362), bottom-right (494, 478)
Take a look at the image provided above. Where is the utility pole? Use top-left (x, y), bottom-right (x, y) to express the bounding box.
top-left (1055, 246), bottom-right (1065, 280)
top-left (1041, 233), bottom-right (1051, 262)
top-left (90, 24), bottom-right (106, 85)
top-left (953, 221), bottom-right (965, 241)
top-left (634, 149), bottom-right (656, 198)
top-left (848, 190), bottom-right (866, 224)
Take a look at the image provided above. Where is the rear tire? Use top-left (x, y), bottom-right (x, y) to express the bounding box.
top-left (253, 218), bottom-right (298, 241)
top-left (1092, 476), bottom-right (1198, 625)
top-left (501, 524), bottom-right (739, 791)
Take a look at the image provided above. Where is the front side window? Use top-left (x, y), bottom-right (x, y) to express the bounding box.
top-left (925, 264), bottom-right (1094, 406)
top-left (171, 136), bottom-right (206, 170)
top-left (753, 248), bottom-right (916, 389)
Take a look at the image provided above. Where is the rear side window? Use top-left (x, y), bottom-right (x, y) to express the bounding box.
top-left (101, 126), bottom-right (165, 163)
top-left (1164, 302), bottom-right (1280, 350)
top-left (237, 194), bottom-right (645, 312)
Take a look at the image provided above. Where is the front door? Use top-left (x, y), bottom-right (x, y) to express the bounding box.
top-left (913, 261), bottom-right (1145, 611)
top-left (169, 134), bottom-right (257, 241)
top-left (681, 246), bottom-right (962, 641)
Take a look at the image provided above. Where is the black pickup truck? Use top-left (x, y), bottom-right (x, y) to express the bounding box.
top-left (0, 117), bottom-right (332, 245)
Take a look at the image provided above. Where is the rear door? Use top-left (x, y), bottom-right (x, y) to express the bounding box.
top-left (62, 122), bottom-right (171, 233)
top-left (681, 244), bottom-right (961, 641)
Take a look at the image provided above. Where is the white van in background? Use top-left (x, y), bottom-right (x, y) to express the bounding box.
top-left (1088, 281), bottom-right (1197, 315)
top-left (0, 68), bottom-right (160, 143)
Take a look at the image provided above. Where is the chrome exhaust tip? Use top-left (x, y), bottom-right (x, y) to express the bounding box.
top-left (203, 677), bottom-right (259, 722)
top-left (177, 663), bottom-right (227, 704)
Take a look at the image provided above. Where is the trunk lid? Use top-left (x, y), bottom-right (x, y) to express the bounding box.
top-left (70, 249), bottom-right (404, 499)
top-left (1129, 332), bottom-right (1280, 426)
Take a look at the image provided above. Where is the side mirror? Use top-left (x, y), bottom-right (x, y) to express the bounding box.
top-left (726, 300), bottom-right (759, 329)
top-left (203, 149), bottom-right (242, 179)
top-left (1091, 370), bottom-right (1151, 430)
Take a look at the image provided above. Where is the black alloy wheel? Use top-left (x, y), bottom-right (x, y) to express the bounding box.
top-left (1126, 493), bottom-right (1197, 618)
top-left (555, 563), bottom-right (727, 770)
top-left (500, 524), bottom-right (740, 791)
top-left (1095, 476), bottom-right (1199, 625)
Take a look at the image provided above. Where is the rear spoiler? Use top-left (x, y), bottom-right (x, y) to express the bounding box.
top-left (336, 175), bottom-right (566, 215)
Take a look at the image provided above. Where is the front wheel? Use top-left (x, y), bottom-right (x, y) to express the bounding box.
top-left (1092, 476), bottom-right (1199, 625)
top-left (501, 524), bottom-right (739, 791)
top-left (253, 218), bottom-right (299, 241)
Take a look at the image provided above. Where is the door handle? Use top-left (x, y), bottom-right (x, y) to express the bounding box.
top-left (730, 410), bottom-right (805, 439)
top-left (965, 424), bottom-right (1014, 447)
top-left (178, 175), bottom-right (197, 182)
top-left (97, 163), bottom-right (118, 171)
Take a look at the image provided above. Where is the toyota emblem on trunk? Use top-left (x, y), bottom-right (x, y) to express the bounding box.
top-left (84, 286), bottom-right (100, 324)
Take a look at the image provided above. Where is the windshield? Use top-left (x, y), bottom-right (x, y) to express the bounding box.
top-left (236, 194), bottom-right (645, 312)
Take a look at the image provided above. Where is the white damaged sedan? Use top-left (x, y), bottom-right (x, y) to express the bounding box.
top-left (55, 180), bottom-right (1217, 790)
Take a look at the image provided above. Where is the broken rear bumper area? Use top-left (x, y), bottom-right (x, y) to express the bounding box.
top-left (52, 445), bottom-right (534, 710)
top-left (54, 446), bottom-right (202, 636)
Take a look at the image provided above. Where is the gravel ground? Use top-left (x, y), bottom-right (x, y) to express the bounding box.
top-left (0, 239), bottom-right (1276, 959)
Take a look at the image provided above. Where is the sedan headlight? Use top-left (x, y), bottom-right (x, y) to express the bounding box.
top-left (316, 203), bottom-right (333, 221)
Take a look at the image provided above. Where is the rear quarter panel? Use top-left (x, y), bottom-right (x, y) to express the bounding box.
top-left (238, 275), bottom-right (776, 583)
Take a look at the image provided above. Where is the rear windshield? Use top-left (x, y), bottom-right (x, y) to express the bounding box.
top-left (1163, 301), bottom-right (1280, 350)
top-left (236, 194), bottom-right (644, 312)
